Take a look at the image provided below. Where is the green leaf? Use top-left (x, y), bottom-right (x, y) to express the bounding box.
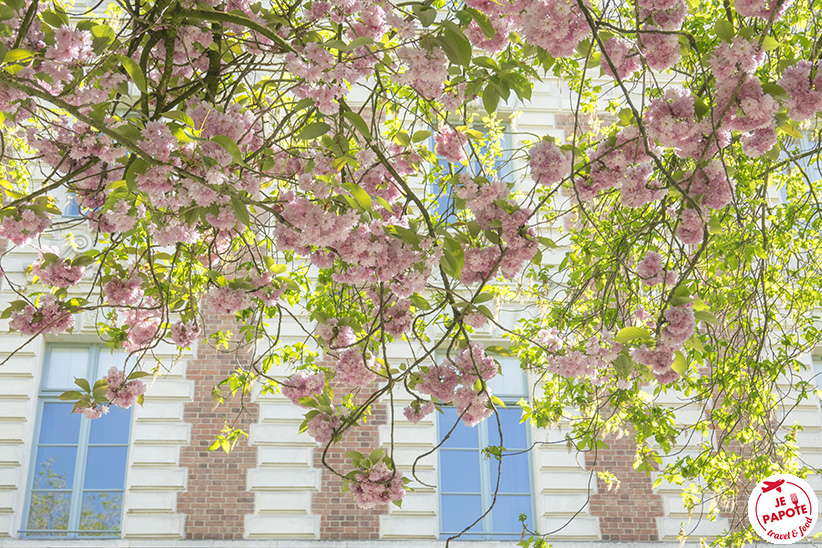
top-left (297, 121), bottom-right (331, 140)
top-left (410, 294), bottom-right (432, 310)
top-left (483, 82), bottom-right (500, 114)
top-left (230, 195), bottom-right (251, 226)
top-left (74, 377), bottom-right (91, 393)
top-left (59, 390), bottom-right (83, 401)
top-left (443, 237), bottom-right (465, 279)
top-left (439, 22), bottom-right (472, 67)
top-left (614, 326), bottom-right (652, 344)
top-left (761, 36), bottom-right (779, 51)
top-left (343, 110), bottom-right (371, 139)
top-left (484, 345), bottom-right (510, 356)
top-left (412, 130), bottom-right (432, 143)
top-left (465, 8), bottom-right (496, 38)
top-left (671, 351), bottom-right (688, 374)
top-left (490, 395), bottom-right (507, 409)
top-left (714, 19), bottom-right (734, 42)
top-left (694, 310), bottom-right (720, 325)
top-left (211, 135), bottom-right (245, 165)
top-left (118, 54), bottom-right (147, 93)
top-left (412, 3), bottom-right (437, 26)
top-left (3, 48), bottom-right (34, 64)
top-left (369, 448), bottom-right (385, 463)
top-left (125, 157), bottom-right (147, 193)
top-left (342, 182), bottom-right (372, 211)
top-left (162, 110), bottom-right (195, 127)
top-left (41, 8), bottom-right (68, 26)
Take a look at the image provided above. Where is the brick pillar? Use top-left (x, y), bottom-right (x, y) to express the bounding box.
top-left (587, 433), bottom-right (665, 541)
top-left (176, 311), bottom-right (258, 539)
top-left (311, 375), bottom-right (389, 539)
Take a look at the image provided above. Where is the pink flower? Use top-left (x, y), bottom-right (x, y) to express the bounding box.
top-left (281, 372), bottom-right (325, 405)
top-left (517, 0), bottom-right (590, 58)
top-left (778, 61), bottom-right (822, 122)
top-left (0, 208), bottom-right (51, 246)
top-left (31, 248), bottom-right (85, 288)
top-left (417, 362), bottom-right (461, 402)
top-left (676, 208), bottom-right (704, 245)
top-left (637, 251), bottom-right (665, 286)
top-left (203, 286), bottom-right (251, 315)
top-left (461, 246), bottom-right (501, 285)
top-left (685, 160), bottom-right (733, 210)
top-left (453, 343), bottom-right (498, 383)
top-left (529, 139), bottom-right (572, 185)
top-left (9, 296), bottom-right (74, 335)
top-left (73, 404), bottom-right (109, 419)
top-left (741, 125), bottom-right (777, 158)
top-left (435, 126), bottom-right (467, 163)
top-left (395, 47), bottom-right (448, 100)
top-left (139, 121), bottom-right (177, 163)
top-left (170, 321), bottom-right (201, 348)
top-left (600, 37), bottom-right (641, 80)
top-left (661, 304), bottom-right (695, 346)
top-left (640, 31), bottom-right (681, 70)
top-left (403, 401), bottom-right (435, 424)
top-left (105, 367), bottom-right (147, 409)
top-left (333, 348), bottom-right (377, 388)
top-left (350, 461), bottom-right (405, 509)
top-left (734, 0), bottom-right (791, 19)
top-left (453, 386), bottom-right (493, 427)
top-left (104, 275), bottom-right (144, 307)
top-left (307, 411), bottom-right (341, 444)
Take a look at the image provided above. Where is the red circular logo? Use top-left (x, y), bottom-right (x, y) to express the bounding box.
top-left (748, 474), bottom-right (818, 544)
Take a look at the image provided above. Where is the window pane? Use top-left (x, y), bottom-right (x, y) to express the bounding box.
top-left (33, 447), bottom-right (77, 489)
top-left (440, 450), bottom-right (480, 493)
top-left (95, 350), bottom-right (130, 380)
top-left (439, 408), bottom-right (479, 448)
top-left (26, 491), bottom-right (71, 532)
top-left (44, 348), bottom-right (89, 390)
top-left (441, 494), bottom-right (482, 535)
top-left (488, 408), bottom-right (528, 449)
top-left (494, 452), bottom-right (531, 493)
top-left (487, 359), bottom-right (526, 397)
top-left (38, 403), bottom-right (81, 444)
top-left (490, 494), bottom-right (531, 536)
top-left (84, 447), bottom-right (128, 489)
top-left (79, 491), bottom-right (123, 534)
top-left (89, 408), bottom-right (131, 445)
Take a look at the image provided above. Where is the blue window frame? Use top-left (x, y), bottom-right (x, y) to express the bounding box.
top-left (437, 358), bottom-right (534, 540)
top-left (431, 123), bottom-right (513, 223)
top-left (21, 346), bottom-right (132, 539)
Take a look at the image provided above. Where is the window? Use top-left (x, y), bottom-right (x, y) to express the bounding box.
top-left (21, 346), bottom-right (132, 539)
top-left (431, 123), bottom-right (514, 222)
top-left (438, 358), bottom-right (533, 540)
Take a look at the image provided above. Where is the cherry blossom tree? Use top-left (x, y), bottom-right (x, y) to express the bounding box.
top-left (0, 0), bottom-right (821, 543)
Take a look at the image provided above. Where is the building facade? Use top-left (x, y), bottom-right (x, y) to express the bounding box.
top-left (1, 80), bottom-right (822, 548)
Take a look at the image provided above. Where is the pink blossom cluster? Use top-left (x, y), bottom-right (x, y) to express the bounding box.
top-left (529, 139), bottom-right (572, 186)
top-left (645, 88), bottom-right (728, 160)
top-left (661, 304), bottom-right (695, 346)
top-left (639, 31), bottom-right (681, 71)
top-left (779, 61), bottom-right (822, 121)
top-left (0, 208), bottom-right (51, 246)
top-left (734, 0), bottom-right (792, 19)
top-left (545, 335), bottom-right (621, 382)
top-left (685, 160), bottom-right (733, 210)
top-left (600, 37), bottom-right (640, 80)
top-left (281, 372), bottom-right (325, 405)
top-left (453, 386), bottom-right (493, 427)
top-left (638, 0), bottom-right (686, 29)
top-left (307, 410), bottom-right (341, 444)
top-left (403, 400), bottom-right (436, 424)
top-left (395, 47), bottom-right (449, 100)
top-left (453, 343), bottom-right (499, 383)
top-left (105, 367), bottom-right (147, 409)
top-left (122, 307), bottom-right (161, 353)
top-left (350, 461), bottom-right (405, 509)
top-left (455, 177), bottom-right (538, 279)
top-left (31, 248), bottom-right (84, 288)
top-left (741, 126), bottom-right (778, 158)
top-left (462, 246), bottom-right (501, 285)
top-left (435, 126), bottom-right (467, 164)
top-left (275, 192), bottom-right (359, 255)
top-left (676, 208), bottom-right (705, 245)
top-left (9, 296), bottom-right (74, 335)
top-left (47, 26), bottom-right (94, 64)
top-left (170, 320), bottom-right (201, 348)
top-left (710, 38), bottom-right (764, 81)
top-left (516, 0), bottom-right (590, 57)
top-left (202, 286), bottom-right (252, 315)
top-left (636, 251), bottom-right (664, 286)
top-left (334, 347), bottom-right (377, 388)
top-left (74, 404), bottom-right (110, 419)
top-left (139, 121), bottom-right (177, 163)
top-left (383, 298), bottom-right (414, 337)
top-left (633, 344), bottom-right (678, 384)
top-left (104, 275), bottom-right (144, 307)
top-left (416, 361), bottom-right (461, 401)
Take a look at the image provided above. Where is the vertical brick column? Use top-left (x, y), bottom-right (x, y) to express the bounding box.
top-left (311, 378), bottom-right (389, 539)
top-left (587, 433), bottom-right (665, 541)
top-left (176, 311), bottom-right (258, 539)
